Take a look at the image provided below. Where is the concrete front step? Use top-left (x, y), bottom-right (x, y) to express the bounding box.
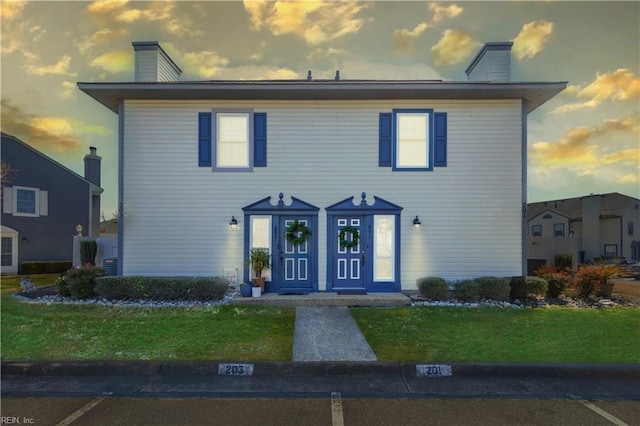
top-left (231, 292), bottom-right (412, 307)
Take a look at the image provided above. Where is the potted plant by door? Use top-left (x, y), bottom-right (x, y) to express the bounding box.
top-left (248, 248), bottom-right (271, 294)
top-left (239, 282), bottom-right (252, 297)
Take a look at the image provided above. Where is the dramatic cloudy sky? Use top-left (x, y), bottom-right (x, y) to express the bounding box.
top-left (1, 1), bottom-right (639, 217)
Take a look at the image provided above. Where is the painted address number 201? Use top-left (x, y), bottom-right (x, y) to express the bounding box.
top-left (218, 363), bottom-right (254, 376)
top-left (416, 364), bottom-right (452, 377)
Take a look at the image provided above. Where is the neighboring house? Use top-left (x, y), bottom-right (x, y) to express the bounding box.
top-left (1, 133), bottom-right (102, 274)
top-left (78, 41), bottom-right (566, 292)
top-left (527, 193), bottom-right (640, 271)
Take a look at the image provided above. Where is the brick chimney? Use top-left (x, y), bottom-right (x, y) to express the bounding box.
top-left (465, 42), bottom-right (513, 82)
top-left (132, 41), bottom-right (182, 82)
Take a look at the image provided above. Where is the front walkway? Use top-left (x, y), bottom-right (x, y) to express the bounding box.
top-left (292, 306), bottom-right (377, 361)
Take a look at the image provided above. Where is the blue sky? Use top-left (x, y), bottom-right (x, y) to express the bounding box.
top-left (1, 1), bottom-right (639, 218)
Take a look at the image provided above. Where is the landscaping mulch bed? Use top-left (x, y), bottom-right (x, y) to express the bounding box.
top-left (14, 285), bottom-right (58, 299)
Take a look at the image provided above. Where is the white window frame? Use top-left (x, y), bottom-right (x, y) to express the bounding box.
top-left (532, 224), bottom-right (542, 237)
top-left (213, 110), bottom-right (253, 171)
top-left (13, 186), bottom-right (39, 217)
top-left (553, 223), bottom-right (565, 238)
top-left (393, 109), bottom-right (433, 171)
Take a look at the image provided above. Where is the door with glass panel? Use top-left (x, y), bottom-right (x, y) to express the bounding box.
top-left (330, 214), bottom-right (397, 292)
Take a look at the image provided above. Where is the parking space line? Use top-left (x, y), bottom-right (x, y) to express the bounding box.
top-left (56, 397), bottom-right (106, 426)
top-left (331, 392), bottom-right (344, 426)
top-left (579, 401), bottom-right (629, 426)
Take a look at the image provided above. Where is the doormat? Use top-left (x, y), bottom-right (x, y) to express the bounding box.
top-left (278, 292), bottom-right (309, 296)
top-left (337, 292), bottom-right (368, 295)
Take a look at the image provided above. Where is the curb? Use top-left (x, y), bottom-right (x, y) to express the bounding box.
top-left (2, 361), bottom-right (639, 379)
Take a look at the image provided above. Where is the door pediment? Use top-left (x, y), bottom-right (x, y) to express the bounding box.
top-left (326, 192), bottom-right (402, 214)
top-left (243, 192), bottom-right (319, 215)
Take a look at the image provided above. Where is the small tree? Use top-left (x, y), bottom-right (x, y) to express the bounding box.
top-left (80, 239), bottom-right (98, 266)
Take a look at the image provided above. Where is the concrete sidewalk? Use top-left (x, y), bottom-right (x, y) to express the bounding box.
top-left (292, 307), bottom-right (377, 361)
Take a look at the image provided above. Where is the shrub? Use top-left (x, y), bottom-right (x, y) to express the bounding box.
top-left (525, 276), bottom-right (548, 297)
top-left (66, 266), bottom-right (104, 299)
top-left (55, 274), bottom-right (70, 297)
top-left (80, 240), bottom-right (98, 266)
top-left (535, 264), bottom-right (557, 277)
top-left (475, 276), bottom-right (510, 301)
top-left (417, 277), bottom-right (449, 300)
top-left (455, 280), bottom-right (480, 302)
top-left (554, 253), bottom-right (573, 270)
top-left (22, 261), bottom-right (73, 274)
top-left (95, 276), bottom-right (229, 302)
top-left (573, 264), bottom-right (623, 298)
top-left (545, 272), bottom-right (570, 298)
top-left (509, 276), bottom-right (527, 300)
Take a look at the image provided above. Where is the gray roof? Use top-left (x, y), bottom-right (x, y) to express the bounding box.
top-left (77, 79), bottom-right (567, 114)
top-left (527, 193), bottom-right (640, 221)
top-left (1, 132), bottom-right (103, 195)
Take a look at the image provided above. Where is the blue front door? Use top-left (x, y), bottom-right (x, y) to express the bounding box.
top-left (277, 216), bottom-right (314, 293)
top-left (332, 216), bottom-right (369, 291)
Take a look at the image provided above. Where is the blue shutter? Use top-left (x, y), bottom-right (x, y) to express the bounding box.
top-left (434, 112), bottom-right (447, 167)
top-left (254, 112), bottom-right (267, 167)
top-left (379, 113), bottom-right (392, 167)
top-left (198, 112), bottom-right (212, 167)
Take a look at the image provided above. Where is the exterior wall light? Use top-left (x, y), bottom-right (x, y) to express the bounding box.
top-left (229, 216), bottom-right (238, 231)
top-left (21, 237), bottom-right (27, 244)
top-left (76, 224), bottom-right (83, 236)
top-left (413, 216), bottom-right (421, 230)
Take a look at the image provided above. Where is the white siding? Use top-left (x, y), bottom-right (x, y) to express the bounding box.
top-left (467, 50), bottom-right (511, 82)
top-left (122, 99), bottom-right (523, 288)
top-left (157, 51), bottom-right (181, 82)
top-left (134, 50), bottom-right (158, 82)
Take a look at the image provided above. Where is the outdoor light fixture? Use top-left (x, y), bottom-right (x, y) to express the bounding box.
top-left (413, 216), bottom-right (421, 230)
top-left (229, 216), bottom-right (238, 231)
top-left (76, 224), bottom-right (83, 236)
top-left (21, 237), bottom-right (27, 244)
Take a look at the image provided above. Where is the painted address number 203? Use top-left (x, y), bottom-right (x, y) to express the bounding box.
top-left (218, 363), bottom-right (254, 376)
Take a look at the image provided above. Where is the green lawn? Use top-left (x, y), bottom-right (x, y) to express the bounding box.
top-left (1, 275), bottom-right (295, 361)
top-left (351, 306), bottom-right (640, 363)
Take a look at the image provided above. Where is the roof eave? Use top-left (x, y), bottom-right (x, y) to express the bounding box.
top-left (77, 81), bottom-right (567, 114)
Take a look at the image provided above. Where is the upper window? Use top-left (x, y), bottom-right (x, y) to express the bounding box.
top-left (393, 109), bottom-right (433, 170)
top-left (628, 221), bottom-right (634, 236)
top-left (553, 223), bottom-right (565, 237)
top-left (13, 186), bottom-right (39, 217)
top-left (215, 112), bottom-right (251, 170)
top-left (532, 224), bottom-right (542, 237)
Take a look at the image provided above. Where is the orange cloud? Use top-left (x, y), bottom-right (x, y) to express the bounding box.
top-left (1, 99), bottom-right (82, 153)
top-left (554, 69), bottom-right (640, 113)
top-left (531, 116), bottom-right (639, 167)
top-left (181, 50), bottom-right (230, 79)
top-left (90, 50), bottom-right (132, 74)
top-left (392, 23), bottom-right (430, 52)
top-left (87, 0), bottom-right (129, 15)
top-left (77, 28), bottom-right (127, 53)
top-left (24, 55), bottom-right (77, 77)
top-left (512, 21), bottom-right (554, 60)
top-left (243, 0), bottom-right (370, 45)
top-left (0, 0), bottom-right (27, 24)
top-left (601, 147), bottom-right (640, 165)
top-left (428, 3), bottom-right (462, 23)
top-left (430, 29), bottom-right (480, 67)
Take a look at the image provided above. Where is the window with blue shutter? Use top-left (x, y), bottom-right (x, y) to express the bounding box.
top-left (198, 112), bottom-right (212, 167)
top-left (434, 112), bottom-right (447, 167)
top-left (254, 112), bottom-right (267, 167)
top-left (379, 110), bottom-right (447, 170)
top-left (379, 113), bottom-right (392, 167)
top-left (198, 111), bottom-right (267, 170)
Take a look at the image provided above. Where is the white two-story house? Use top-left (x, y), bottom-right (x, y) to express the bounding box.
top-left (78, 41), bottom-right (565, 293)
